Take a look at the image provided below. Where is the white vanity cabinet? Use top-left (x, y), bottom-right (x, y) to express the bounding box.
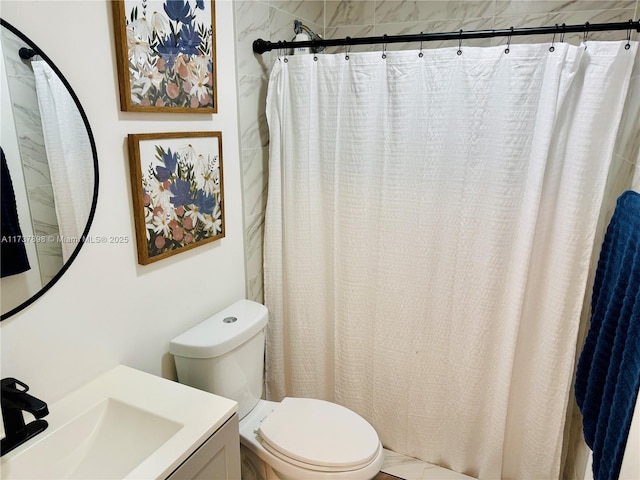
top-left (166, 413), bottom-right (241, 480)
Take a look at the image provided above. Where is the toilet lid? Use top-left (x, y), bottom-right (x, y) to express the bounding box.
top-left (257, 397), bottom-right (380, 471)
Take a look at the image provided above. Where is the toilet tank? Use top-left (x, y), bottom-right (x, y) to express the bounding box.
top-left (169, 299), bottom-right (268, 419)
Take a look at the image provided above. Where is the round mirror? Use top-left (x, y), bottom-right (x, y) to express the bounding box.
top-left (0, 19), bottom-right (98, 320)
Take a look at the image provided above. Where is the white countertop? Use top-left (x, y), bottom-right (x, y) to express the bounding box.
top-left (0, 365), bottom-right (237, 479)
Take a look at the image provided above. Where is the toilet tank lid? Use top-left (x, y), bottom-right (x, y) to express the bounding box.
top-left (169, 299), bottom-right (268, 359)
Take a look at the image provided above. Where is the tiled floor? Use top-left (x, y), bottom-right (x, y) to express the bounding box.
top-left (376, 449), bottom-right (476, 480)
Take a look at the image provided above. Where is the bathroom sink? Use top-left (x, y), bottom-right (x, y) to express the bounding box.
top-left (0, 365), bottom-right (237, 479)
top-left (3, 399), bottom-right (181, 479)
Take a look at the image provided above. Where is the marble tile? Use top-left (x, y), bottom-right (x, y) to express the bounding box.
top-left (1, 28), bottom-right (35, 78)
top-left (36, 247), bottom-right (64, 286)
top-left (238, 74), bottom-right (269, 150)
top-left (247, 270), bottom-right (265, 304)
top-left (372, 21), bottom-right (427, 52)
top-left (244, 211), bottom-right (265, 281)
top-left (324, 24), bottom-right (376, 53)
top-left (492, 8), bottom-right (636, 46)
top-left (326, 1), bottom-right (376, 28)
top-left (267, 5), bottom-right (298, 61)
top-left (494, 0), bottom-right (636, 17)
top-left (30, 213), bottom-right (63, 287)
top-left (241, 146), bottom-right (269, 217)
top-left (27, 181), bottom-right (63, 285)
top-left (19, 139), bottom-right (51, 187)
top-left (26, 184), bottom-right (57, 224)
top-left (235, 0), bottom-right (270, 78)
top-left (34, 232), bottom-right (64, 259)
top-left (381, 449), bottom-right (475, 480)
top-left (270, 0), bottom-right (324, 26)
top-left (613, 51), bottom-right (640, 163)
top-left (373, 16), bottom-right (495, 52)
top-left (3, 59), bottom-right (52, 190)
top-left (604, 154), bottom-right (636, 214)
top-left (375, 1), bottom-right (495, 25)
top-left (31, 217), bottom-right (59, 238)
top-left (373, 0), bottom-right (421, 24)
top-left (269, 6), bottom-right (300, 45)
top-left (632, 155), bottom-right (640, 191)
top-left (7, 74), bottom-right (42, 131)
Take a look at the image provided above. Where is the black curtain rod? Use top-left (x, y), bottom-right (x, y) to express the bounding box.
top-left (253, 19), bottom-right (640, 54)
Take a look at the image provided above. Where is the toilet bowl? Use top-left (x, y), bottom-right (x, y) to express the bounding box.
top-left (239, 399), bottom-right (384, 480)
top-left (169, 299), bottom-right (383, 480)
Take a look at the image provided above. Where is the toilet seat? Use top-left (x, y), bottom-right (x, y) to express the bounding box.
top-left (257, 397), bottom-right (380, 472)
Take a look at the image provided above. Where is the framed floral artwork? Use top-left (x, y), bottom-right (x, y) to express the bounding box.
top-left (112, 0), bottom-right (217, 112)
top-left (128, 131), bottom-right (224, 264)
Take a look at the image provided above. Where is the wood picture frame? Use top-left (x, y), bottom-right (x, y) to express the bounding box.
top-left (128, 131), bottom-right (224, 264)
top-left (112, 0), bottom-right (217, 113)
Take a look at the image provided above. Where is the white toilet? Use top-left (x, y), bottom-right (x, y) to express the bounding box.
top-left (169, 299), bottom-right (384, 480)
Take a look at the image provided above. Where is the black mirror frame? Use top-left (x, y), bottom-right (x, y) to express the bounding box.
top-left (0, 18), bottom-right (99, 321)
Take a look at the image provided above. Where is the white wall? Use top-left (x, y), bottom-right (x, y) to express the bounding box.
top-left (583, 394), bottom-right (640, 480)
top-left (0, 0), bottom-right (246, 403)
top-left (619, 395), bottom-right (640, 479)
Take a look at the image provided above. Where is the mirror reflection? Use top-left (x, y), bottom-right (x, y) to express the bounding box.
top-left (0, 19), bottom-right (98, 320)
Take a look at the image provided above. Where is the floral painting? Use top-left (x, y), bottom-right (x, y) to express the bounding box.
top-left (128, 132), bottom-right (224, 264)
top-left (113, 0), bottom-right (217, 112)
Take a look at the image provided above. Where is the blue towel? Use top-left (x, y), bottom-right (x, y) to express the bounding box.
top-left (1, 147), bottom-right (31, 277)
top-left (575, 190), bottom-right (640, 480)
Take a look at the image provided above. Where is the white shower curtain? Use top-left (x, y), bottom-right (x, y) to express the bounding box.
top-left (264, 41), bottom-right (637, 479)
top-left (33, 60), bottom-right (93, 261)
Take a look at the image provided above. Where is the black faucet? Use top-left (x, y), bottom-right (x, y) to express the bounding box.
top-left (1, 378), bottom-right (49, 456)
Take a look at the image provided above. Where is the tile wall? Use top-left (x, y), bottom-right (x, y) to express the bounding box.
top-left (234, 0), bottom-right (324, 303)
top-left (324, 0), bottom-right (639, 51)
top-left (1, 27), bottom-right (63, 286)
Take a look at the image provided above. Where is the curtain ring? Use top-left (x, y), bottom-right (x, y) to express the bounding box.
top-left (625, 19), bottom-right (632, 50)
top-left (504, 26), bottom-right (513, 54)
top-left (419, 32), bottom-right (424, 58)
top-left (560, 23), bottom-right (566, 43)
top-left (382, 34), bottom-right (387, 59)
top-left (583, 21), bottom-right (590, 46)
top-left (345, 36), bottom-right (351, 61)
top-left (549, 24), bottom-right (558, 52)
top-left (457, 29), bottom-right (463, 55)
top-left (278, 46), bottom-right (288, 63)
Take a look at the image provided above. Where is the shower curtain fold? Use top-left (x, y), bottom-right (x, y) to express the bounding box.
top-left (33, 60), bottom-right (93, 261)
top-left (264, 41), bottom-right (637, 479)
